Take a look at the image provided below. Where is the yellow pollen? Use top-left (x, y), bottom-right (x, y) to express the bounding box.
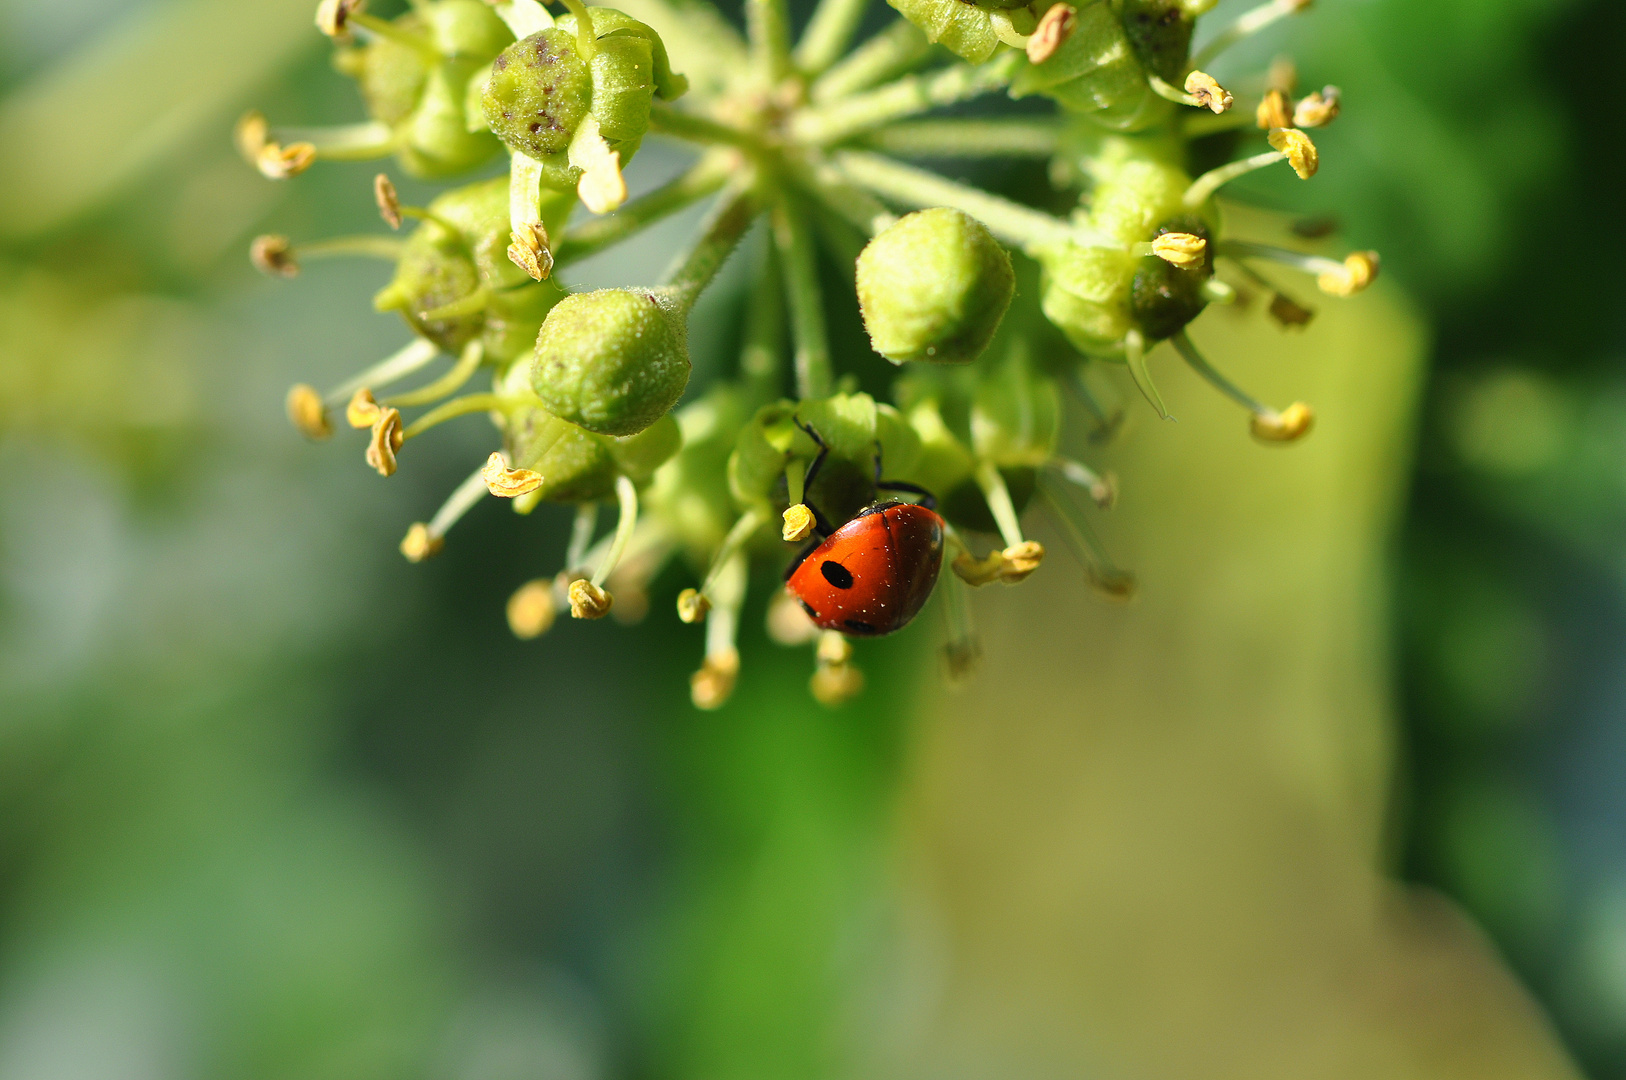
top-left (1318, 251), bottom-right (1379, 296)
top-left (365, 408), bottom-right (404, 476)
top-left (480, 452), bottom-right (545, 498)
top-left (1250, 401), bottom-right (1315, 442)
top-left (285, 384), bottom-right (332, 440)
top-left (234, 111), bottom-right (269, 161)
top-left (1267, 127), bottom-right (1318, 179)
top-left (399, 523), bottom-right (444, 562)
top-left (1151, 232), bottom-right (1208, 269)
top-left (251, 234), bottom-right (297, 277)
top-left (1184, 71), bottom-right (1234, 114)
top-left (507, 579), bottom-right (558, 639)
top-left (952, 550), bottom-right (1005, 587)
top-left (677, 587), bottom-right (711, 623)
top-left (374, 173), bottom-right (402, 229)
top-left (782, 503), bottom-right (815, 542)
top-left (691, 648), bottom-right (741, 709)
top-left (568, 577), bottom-right (613, 619)
top-left (508, 222), bottom-right (553, 281)
top-left (256, 141), bottom-right (317, 180)
top-left (1026, 3), bottom-right (1077, 64)
top-left (1256, 88), bottom-right (1294, 130)
top-left (999, 540), bottom-right (1045, 583)
top-left (347, 387), bottom-right (383, 429)
top-left (1293, 86), bottom-right (1340, 128)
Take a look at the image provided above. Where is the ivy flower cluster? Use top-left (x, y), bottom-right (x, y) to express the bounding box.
top-left (249, 0), bottom-right (1378, 708)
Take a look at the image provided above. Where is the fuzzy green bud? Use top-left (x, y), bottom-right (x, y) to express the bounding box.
top-left (374, 222), bottom-right (483, 352)
top-left (531, 289), bottom-right (690, 437)
top-left (1009, 2), bottom-right (1165, 130)
top-left (856, 209), bottom-right (1014, 366)
top-left (1036, 242), bottom-right (1135, 357)
top-left (884, 0), bottom-right (1026, 63)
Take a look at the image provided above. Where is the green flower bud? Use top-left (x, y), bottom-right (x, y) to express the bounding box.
top-left (1036, 242), bottom-right (1136, 357)
top-left (1009, 2), bottom-right (1166, 130)
top-left (481, 8), bottom-right (685, 164)
top-left (610, 411), bottom-right (683, 481)
top-left (727, 401), bottom-right (798, 508)
top-left (531, 289), bottom-right (690, 437)
top-left (374, 221), bottom-right (483, 352)
top-left (1084, 137), bottom-right (1191, 246)
top-left (883, 0), bottom-right (1025, 63)
top-left (1130, 215), bottom-right (1214, 341)
top-left (856, 208), bottom-right (1014, 366)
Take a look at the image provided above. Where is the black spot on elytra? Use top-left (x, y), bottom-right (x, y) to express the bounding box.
top-left (821, 561), bottom-right (854, 589)
top-left (800, 599), bottom-right (818, 620)
top-left (843, 619), bottom-right (877, 635)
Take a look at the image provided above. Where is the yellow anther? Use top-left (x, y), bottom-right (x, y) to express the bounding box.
top-left (507, 222), bottom-right (553, 281)
top-left (1267, 128), bottom-right (1318, 179)
top-left (1184, 71), bottom-right (1233, 114)
top-left (346, 387), bottom-right (383, 428)
top-left (285, 384), bottom-right (332, 440)
top-left (315, 0), bottom-right (365, 37)
top-left (480, 451), bottom-right (545, 498)
top-left (365, 408), bottom-right (404, 476)
top-left (568, 577), bottom-right (613, 619)
top-left (251, 234), bottom-right (298, 278)
top-left (691, 648), bottom-right (741, 710)
top-left (1269, 293), bottom-right (1315, 327)
top-left (374, 173), bottom-right (402, 229)
top-left (1255, 88), bottom-right (1294, 130)
top-left (1025, 3), bottom-right (1077, 64)
top-left (677, 587), bottom-right (711, 623)
top-left (810, 661), bottom-right (864, 707)
top-left (765, 588), bottom-right (818, 645)
top-left (234, 111), bottom-right (269, 161)
top-left (1151, 232), bottom-right (1208, 269)
top-left (816, 630), bottom-right (853, 667)
top-left (782, 503), bottom-right (815, 542)
top-left (1317, 251), bottom-right (1379, 297)
top-left (507, 579), bottom-right (558, 639)
top-left (999, 540), bottom-right (1045, 583)
top-left (256, 141), bottom-right (317, 180)
top-left (1293, 86), bottom-right (1340, 128)
top-left (1250, 401), bottom-right (1315, 443)
top-left (399, 522), bottom-right (444, 563)
top-left (952, 550), bottom-right (1005, 587)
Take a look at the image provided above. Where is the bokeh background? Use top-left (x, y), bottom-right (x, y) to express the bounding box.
top-left (1, 0), bottom-right (1623, 1076)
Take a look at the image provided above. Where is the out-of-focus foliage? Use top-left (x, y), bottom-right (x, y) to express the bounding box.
top-left (0, 0), bottom-right (1624, 1078)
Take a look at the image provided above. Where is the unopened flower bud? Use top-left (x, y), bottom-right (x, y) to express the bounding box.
top-left (400, 522), bottom-right (444, 562)
top-left (1250, 401), bottom-right (1315, 442)
top-left (366, 407), bottom-right (404, 476)
top-left (568, 577), bottom-right (613, 619)
top-left (1317, 251), bottom-right (1378, 296)
top-left (1293, 86), bottom-right (1340, 128)
top-left (677, 587), bottom-right (711, 623)
top-left (999, 540), bottom-right (1045, 582)
top-left (256, 141), bottom-right (317, 180)
top-left (374, 173), bottom-right (402, 229)
top-left (1151, 231), bottom-right (1207, 269)
top-left (507, 578), bottom-right (558, 638)
top-left (251, 235), bottom-right (298, 278)
top-left (783, 503), bottom-right (816, 542)
top-left (691, 648), bottom-right (740, 709)
top-left (1256, 88), bottom-right (1293, 130)
top-left (856, 208), bottom-right (1014, 365)
top-left (480, 451), bottom-right (545, 497)
top-left (1184, 70), bottom-right (1232, 114)
top-left (347, 387), bottom-right (383, 429)
top-left (286, 384), bottom-right (332, 439)
top-left (1267, 127), bottom-right (1319, 179)
top-left (1026, 3), bottom-right (1076, 64)
top-left (532, 289), bottom-right (689, 437)
top-left (810, 661), bottom-right (864, 707)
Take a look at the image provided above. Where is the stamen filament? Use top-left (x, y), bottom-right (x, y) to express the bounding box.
top-left (974, 461), bottom-right (1026, 550)
top-left (274, 121), bottom-right (396, 160)
top-left (700, 508), bottom-right (768, 597)
top-left (744, 0), bottom-right (792, 81)
top-left (1038, 475), bottom-right (1135, 599)
top-left (772, 193), bottom-right (832, 400)
top-left (791, 55), bottom-right (1020, 146)
top-left (1050, 457), bottom-right (1115, 509)
top-left (1215, 239), bottom-right (1345, 279)
top-left (554, 151), bottom-right (735, 266)
top-left (864, 118), bottom-right (1064, 159)
top-left (1191, 0), bottom-right (1310, 69)
top-left (296, 235), bottom-right (408, 263)
top-left (938, 571), bottom-right (980, 684)
top-left (1123, 328), bottom-right (1173, 421)
top-left (1170, 330), bottom-right (1271, 416)
top-left (566, 502), bottom-right (599, 573)
top-left (415, 287), bottom-right (492, 323)
top-left (489, 0), bottom-right (553, 37)
top-left (590, 475), bottom-right (639, 588)
top-left (656, 178), bottom-right (762, 313)
top-left (400, 393), bottom-right (507, 439)
top-left (810, 19), bottom-right (932, 104)
top-left (423, 465), bottom-right (492, 543)
top-left (794, 0), bottom-right (871, 76)
top-left (1183, 148), bottom-right (1289, 207)
top-left (555, 0), bottom-right (599, 59)
top-left (1147, 73), bottom-right (1203, 108)
top-left (325, 338), bottom-right (440, 405)
top-left (384, 341), bottom-right (484, 408)
top-left (349, 13), bottom-right (439, 59)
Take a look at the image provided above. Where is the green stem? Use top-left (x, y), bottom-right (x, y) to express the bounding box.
top-left (591, 476), bottom-right (639, 588)
top-left (792, 55), bottom-right (1019, 146)
top-left (658, 179), bottom-right (762, 312)
top-left (864, 118), bottom-right (1064, 158)
top-left (325, 338), bottom-right (441, 404)
top-left (384, 341), bottom-right (484, 408)
top-left (794, 0), bottom-right (871, 76)
top-left (276, 121), bottom-right (396, 159)
top-left (350, 13), bottom-right (439, 59)
top-left (1171, 330), bottom-right (1270, 416)
top-left (648, 102), bottom-right (759, 149)
top-left (739, 248), bottom-right (787, 403)
top-left (792, 157), bottom-right (896, 237)
top-left (772, 193), bottom-right (831, 400)
top-left (832, 150), bottom-right (1102, 254)
top-left (401, 393), bottom-right (509, 439)
top-left (1183, 148), bottom-right (1286, 208)
top-left (701, 509), bottom-right (767, 595)
top-left (745, 0), bottom-right (792, 82)
top-left (297, 235), bottom-right (407, 262)
top-left (554, 151), bottom-right (735, 265)
top-left (810, 18), bottom-right (931, 104)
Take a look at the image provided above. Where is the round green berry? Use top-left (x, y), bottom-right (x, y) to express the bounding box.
top-left (531, 289), bottom-right (690, 437)
top-left (856, 208), bottom-right (1014, 365)
top-left (482, 28), bottom-right (595, 158)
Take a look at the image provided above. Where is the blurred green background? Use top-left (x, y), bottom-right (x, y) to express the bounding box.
top-left (1, 0), bottom-right (1623, 1076)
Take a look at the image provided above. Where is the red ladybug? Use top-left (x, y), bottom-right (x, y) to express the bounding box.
top-left (784, 419), bottom-right (945, 637)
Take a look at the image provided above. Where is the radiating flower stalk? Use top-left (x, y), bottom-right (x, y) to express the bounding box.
top-left (252, 0), bottom-right (1378, 708)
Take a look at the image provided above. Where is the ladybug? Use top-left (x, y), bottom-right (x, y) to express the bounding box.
top-left (784, 419), bottom-right (946, 637)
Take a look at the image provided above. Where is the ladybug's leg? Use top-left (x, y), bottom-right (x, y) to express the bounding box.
top-left (791, 417), bottom-right (836, 537)
top-left (783, 537), bottom-right (822, 580)
top-left (876, 479), bottom-right (937, 512)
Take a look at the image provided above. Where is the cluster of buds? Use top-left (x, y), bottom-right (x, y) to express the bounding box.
top-left (253, 0), bottom-right (1380, 708)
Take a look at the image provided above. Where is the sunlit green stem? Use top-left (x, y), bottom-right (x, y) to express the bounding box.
top-left (745, 0), bottom-right (792, 81)
top-left (384, 341), bottom-right (484, 408)
top-left (566, 502), bottom-right (599, 572)
top-left (276, 121), bottom-right (397, 159)
top-left (810, 19), bottom-right (931, 104)
top-left (772, 193), bottom-right (831, 400)
top-left (701, 508), bottom-right (768, 597)
top-left (425, 466), bottom-right (491, 540)
top-left (1184, 149), bottom-right (1288, 207)
top-left (401, 393), bottom-right (507, 439)
top-left (795, 159), bottom-right (896, 237)
top-left (1171, 330), bottom-right (1273, 417)
top-left (740, 250), bottom-right (787, 403)
top-left (792, 55), bottom-right (1019, 146)
top-left (865, 118), bottom-right (1063, 158)
top-left (1191, 0), bottom-right (1307, 69)
top-left (297, 235), bottom-right (407, 263)
top-left (833, 150), bottom-right (1107, 254)
top-left (490, 0), bottom-right (553, 36)
top-left (974, 460), bottom-right (1026, 549)
top-left (658, 179), bottom-right (761, 312)
top-left (350, 13), bottom-right (439, 59)
top-left (590, 476), bottom-right (638, 588)
top-left (794, 0), bottom-right (870, 76)
top-left (554, 151), bottom-right (735, 265)
top-left (325, 338), bottom-right (440, 404)
top-left (648, 102), bottom-right (759, 149)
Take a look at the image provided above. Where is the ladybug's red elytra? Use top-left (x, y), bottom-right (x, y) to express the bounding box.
top-left (783, 419), bottom-right (946, 637)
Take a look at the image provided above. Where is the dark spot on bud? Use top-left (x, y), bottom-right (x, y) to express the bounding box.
top-left (1131, 215), bottom-right (1214, 342)
top-left (1119, 0), bottom-right (1195, 82)
top-left (528, 122), bottom-right (541, 132)
top-left (821, 561), bottom-right (855, 589)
